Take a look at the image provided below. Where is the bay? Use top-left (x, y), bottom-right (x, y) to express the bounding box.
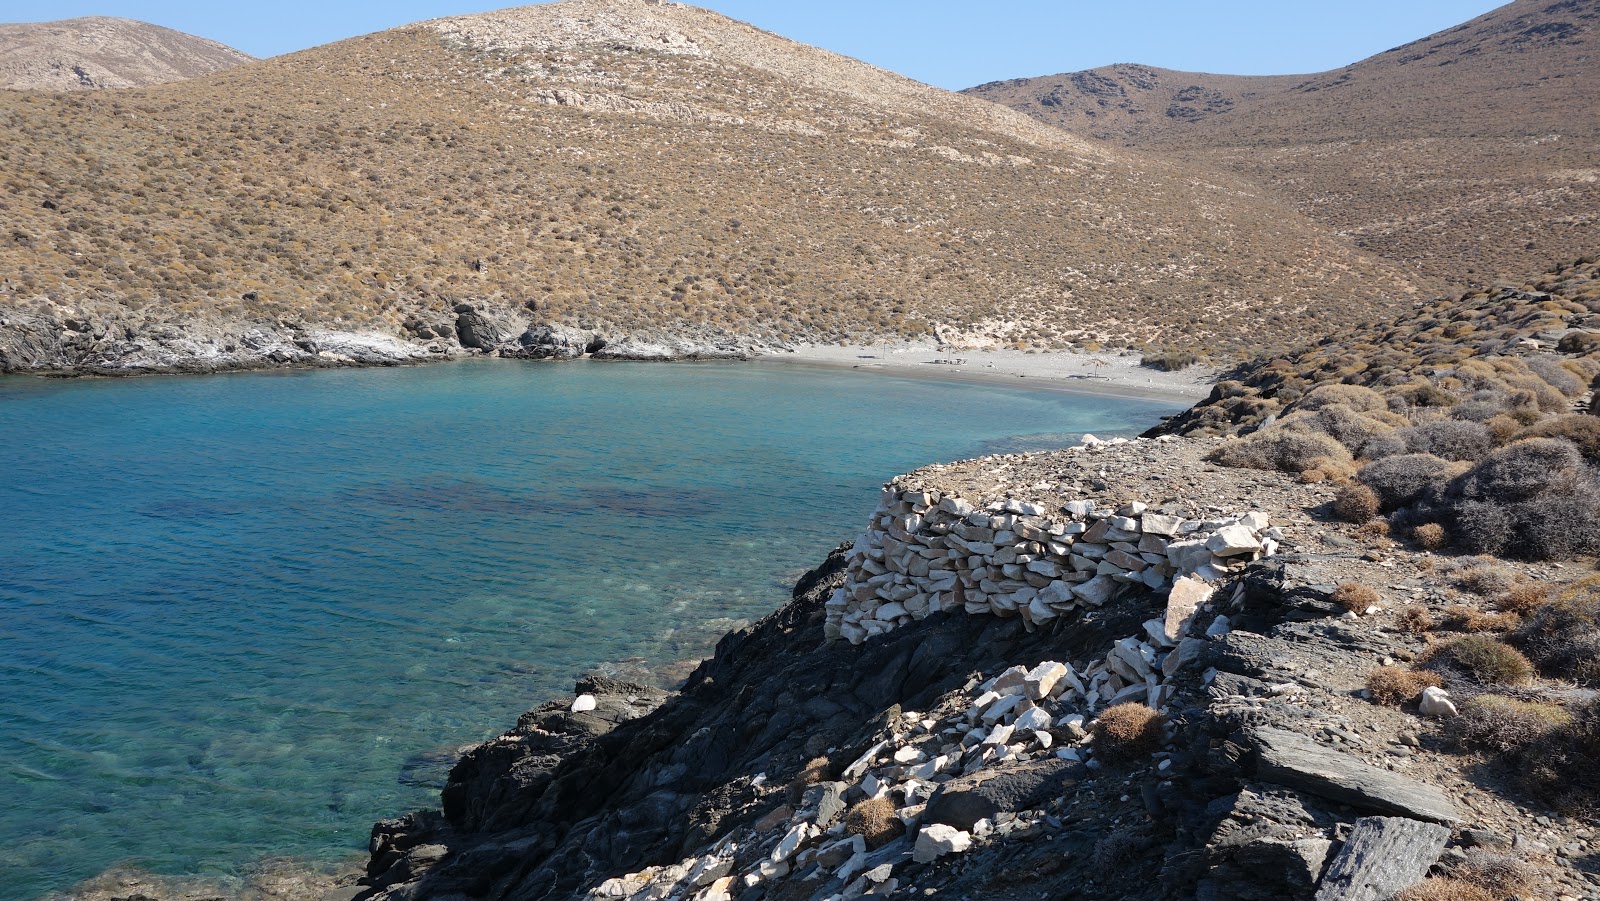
top-left (0, 359), bottom-right (1180, 900)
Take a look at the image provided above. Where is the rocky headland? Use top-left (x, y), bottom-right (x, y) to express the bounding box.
top-left (343, 435), bottom-right (1600, 901)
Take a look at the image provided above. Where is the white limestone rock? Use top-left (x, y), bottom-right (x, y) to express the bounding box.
top-left (913, 824), bottom-right (973, 863)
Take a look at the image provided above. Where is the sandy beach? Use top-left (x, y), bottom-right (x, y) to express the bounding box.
top-left (752, 340), bottom-right (1218, 404)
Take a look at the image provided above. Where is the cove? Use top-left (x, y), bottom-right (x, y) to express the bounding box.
top-left (0, 359), bottom-right (1182, 901)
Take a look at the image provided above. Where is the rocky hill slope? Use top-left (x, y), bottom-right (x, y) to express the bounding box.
top-left (0, 17), bottom-right (251, 91)
top-left (0, 0), bottom-right (1421, 375)
top-left (967, 0), bottom-right (1600, 288)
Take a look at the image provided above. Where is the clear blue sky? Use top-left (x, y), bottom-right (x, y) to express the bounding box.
top-left (4, 0), bottom-right (1509, 89)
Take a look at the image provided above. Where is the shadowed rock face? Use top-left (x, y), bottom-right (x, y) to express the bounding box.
top-left (0, 17), bottom-right (252, 91)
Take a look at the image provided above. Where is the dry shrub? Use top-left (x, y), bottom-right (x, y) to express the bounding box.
top-left (789, 755), bottom-right (832, 802)
top-left (1299, 456), bottom-right (1355, 484)
top-left (1513, 575), bottom-right (1600, 685)
top-left (1440, 605), bottom-right (1520, 633)
top-left (843, 796), bottom-right (904, 849)
top-left (1437, 439), bottom-right (1600, 560)
top-left (1518, 414), bottom-right (1600, 463)
top-left (1333, 483), bottom-right (1381, 522)
top-left (1498, 582), bottom-right (1551, 616)
top-left (1451, 849), bottom-right (1538, 896)
top-left (1522, 698), bottom-right (1600, 819)
top-left (1333, 582), bottom-right (1382, 614)
top-left (1353, 518), bottom-right (1392, 540)
top-left (1398, 607), bottom-right (1435, 634)
top-left (1091, 703), bottom-right (1165, 757)
top-left (1448, 694), bottom-right (1572, 753)
top-left (1210, 429), bottom-right (1352, 475)
top-left (1299, 383), bottom-right (1387, 413)
top-left (1433, 634), bottom-right (1535, 685)
top-left (1484, 414), bottom-right (1524, 445)
top-left (1367, 666), bottom-right (1443, 706)
top-left (1357, 453), bottom-right (1452, 511)
top-left (1448, 561), bottom-right (1519, 596)
top-left (1392, 878), bottom-right (1495, 901)
top-left (1412, 522), bottom-right (1448, 550)
top-left (1400, 419), bottom-right (1493, 462)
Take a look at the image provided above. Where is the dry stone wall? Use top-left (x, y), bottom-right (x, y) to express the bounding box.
top-left (826, 452), bottom-right (1282, 647)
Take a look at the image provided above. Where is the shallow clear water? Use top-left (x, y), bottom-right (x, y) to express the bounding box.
top-left (0, 360), bottom-right (1179, 900)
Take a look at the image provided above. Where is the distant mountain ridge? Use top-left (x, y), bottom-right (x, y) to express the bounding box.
top-left (966, 0), bottom-right (1600, 287)
top-left (0, 0), bottom-right (1421, 375)
top-left (0, 16), bottom-right (252, 91)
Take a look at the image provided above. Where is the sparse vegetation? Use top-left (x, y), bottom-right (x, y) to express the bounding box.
top-left (1430, 634), bottom-right (1535, 686)
top-left (843, 796), bottom-right (903, 849)
top-left (1521, 698), bottom-right (1600, 819)
top-left (1332, 582), bottom-right (1381, 614)
top-left (1091, 703), bottom-right (1165, 758)
top-left (1448, 694), bottom-right (1572, 753)
top-left (1392, 878), bottom-right (1496, 901)
top-left (1367, 666), bottom-right (1442, 706)
top-left (1512, 576), bottom-right (1600, 686)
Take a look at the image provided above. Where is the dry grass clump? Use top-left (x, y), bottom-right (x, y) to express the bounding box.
top-left (788, 755), bottom-right (832, 802)
top-left (1440, 605), bottom-right (1520, 633)
top-left (1498, 582), bottom-right (1551, 616)
top-left (1392, 878), bottom-right (1495, 901)
top-left (1447, 560), bottom-right (1519, 596)
top-left (1398, 606), bottom-right (1435, 634)
top-left (1412, 522), bottom-right (1449, 550)
top-left (1091, 703), bottom-right (1166, 757)
top-left (1367, 666), bottom-right (1443, 706)
top-left (1522, 698), bottom-right (1600, 819)
top-left (1333, 582), bottom-right (1382, 614)
top-left (843, 796), bottom-right (904, 849)
top-left (1512, 575), bottom-right (1600, 686)
top-left (1450, 850), bottom-right (1538, 896)
top-left (1333, 483), bottom-right (1381, 523)
top-left (1430, 634), bottom-right (1535, 685)
top-left (1448, 694), bottom-right (1572, 753)
top-left (1353, 518), bottom-right (1392, 540)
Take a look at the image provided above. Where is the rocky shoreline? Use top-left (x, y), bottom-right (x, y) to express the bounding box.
top-left (337, 436), bottom-right (1600, 901)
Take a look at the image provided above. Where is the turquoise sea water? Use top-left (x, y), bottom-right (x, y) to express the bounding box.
top-left (0, 360), bottom-right (1180, 900)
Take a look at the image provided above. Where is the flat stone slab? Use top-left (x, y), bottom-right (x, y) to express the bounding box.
top-left (1250, 727), bottom-right (1459, 824)
top-left (924, 758), bottom-right (1084, 832)
top-left (1313, 816), bottom-right (1449, 901)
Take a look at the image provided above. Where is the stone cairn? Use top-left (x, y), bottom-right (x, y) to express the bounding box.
top-left (589, 457), bottom-right (1287, 901)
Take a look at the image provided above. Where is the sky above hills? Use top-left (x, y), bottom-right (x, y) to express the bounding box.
top-left (4, 0), bottom-right (1506, 89)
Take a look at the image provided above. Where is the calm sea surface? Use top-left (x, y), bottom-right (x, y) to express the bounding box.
top-left (0, 360), bottom-right (1180, 900)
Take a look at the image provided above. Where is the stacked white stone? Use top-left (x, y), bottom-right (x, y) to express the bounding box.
top-left (826, 485), bottom-right (1279, 645)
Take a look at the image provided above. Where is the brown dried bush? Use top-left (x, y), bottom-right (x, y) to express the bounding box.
top-left (1353, 518), bottom-right (1392, 540)
top-left (1448, 694), bottom-right (1572, 753)
top-left (1412, 522), bottom-right (1448, 550)
top-left (1448, 562), bottom-right (1519, 596)
top-left (1440, 605), bottom-right (1520, 633)
top-left (1450, 849), bottom-right (1538, 896)
top-left (843, 796), bottom-right (904, 849)
top-left (1366, 666), bottom-right (1443, 706)
top-left (1498, 582), bottom-right (1551, 616)
top-left (1333, 483), bottom-right (1381, 522)
top-left (789, 755), bottom-right (832, 802)
top-left (1392, 878), bottom-right (1495, 901)
top-left (1398, 607), bottom-right (1435, 634)
top-left (1091, 703), bottom-right (1165, 758)
top-left (1333, 582), bottom-right (1382, 614)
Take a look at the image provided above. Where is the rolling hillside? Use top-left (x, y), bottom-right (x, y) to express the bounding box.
top-left (968, 0), bottom-right (1600, 287)
top-left (0, 16), bottom-right (251, 91)
top-left (0, 0), bottom-right (1422, 372)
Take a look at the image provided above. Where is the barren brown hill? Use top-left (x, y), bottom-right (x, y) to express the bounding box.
top-left (966, 65), bottom-right (1305, 144)
top-left (0, 16), bottom-right (252, 91)
top-left (0, 0), bottom-right (1424, 372)
top-left (968, 0), bottom-right (1600, 288)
